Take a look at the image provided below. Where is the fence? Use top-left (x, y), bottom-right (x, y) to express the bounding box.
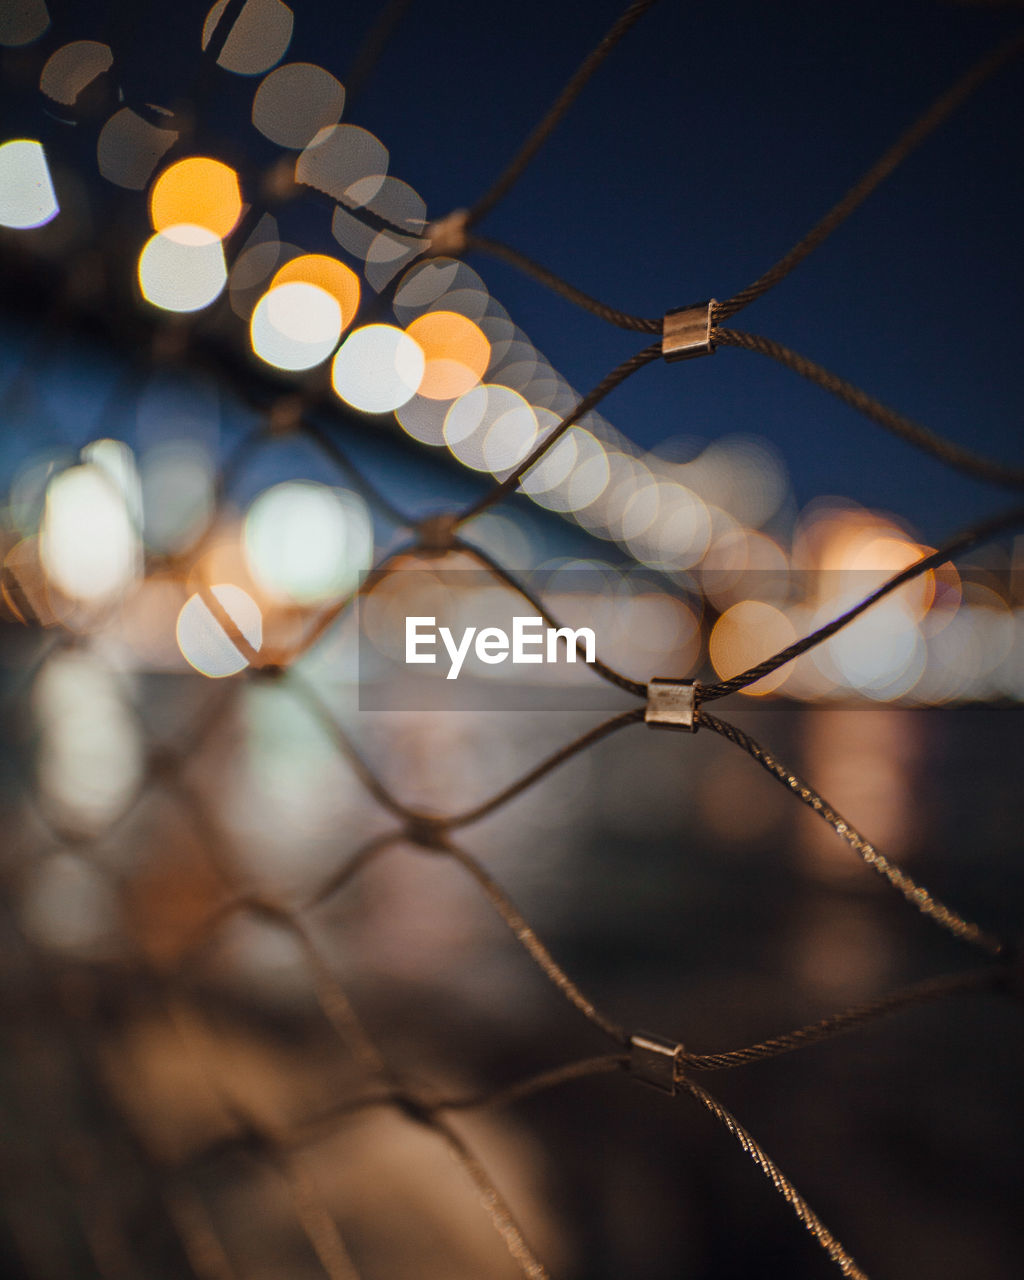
top-left (1, 2), bottom-right (1022, 1277)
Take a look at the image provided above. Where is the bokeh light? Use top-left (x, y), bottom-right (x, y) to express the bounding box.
top-left (0, 0), bottom-right (49, 47)
top-left (40, 40), bottom-right (112, 105)
top-left (406, 311), bottom-right (490, 401)
top-left (149, 157), bottom-right (242, 241)
top-left (138, 227), bottom-right (227, 312)
top-left (710, 600), bottom-right (798, 696)
top-left (296, 124), bottom-right (387, 206)
top-left (333, 179), bottom-right (425, 293)
top-left (393, 257), bottom-right (490, 326)
top-left (394, 394), bottom-right (448, 447)
top-left (0, 139), bottom-right (59, 229)
top-left (33, 650), bottom-right (143, 837)
top-left (244, 482), bottom-right (373, 604)
top-left (228, 231), bottom-right (288, 319)
top-left (8, 448), bottom-right (75, 538)
top-left (97, 107), bottom-right (178, 190)
top-left (40, 446), bottom-right (141, 604)
top-left (702, 528), bottom-right (791, 610)
top-left (562, 429), bottom-right (612, 514)
top-left (22, 854), bottom-right (117, 954)
top-left (333, 178), bottom-right (425, 261)
top-left (825, 602), bottom-right (926, 700)
top-left (331, 324), bottom-right (424, 413)
top-left (845, 533), bottom-right (935, 620)
top-left (250, 281), bottom-right (343, 371)
top-left (270, 254), bottom-right (360, 330)
top-left (2, 537), bottom-right (53, 626)
top-left (140, 441), bottom-right (215, 553)
top-left (253, 61), bottom-right (345, 148)
top-left (519, 416), bottom-right (578, 505)
top-left (202, 0), bottom-right (293, 75)
top-left (176, 584), bottom-right (262, 677)
top-left (444, 384), bottom-right (538, 474)
top-left (621, 479), bottom-right (712, 570)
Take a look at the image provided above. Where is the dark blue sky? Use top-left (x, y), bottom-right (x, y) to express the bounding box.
top-left (18, 0), bottom-right (1024, 544)
top-left (332, 0), bottom-right (1024, 543)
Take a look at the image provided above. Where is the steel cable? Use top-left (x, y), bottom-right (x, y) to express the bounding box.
top-left (713, 27), bottom-right (1024, 322)
top-left (698, 709), bottom-right (1005, 955)
top-left (714, 328), bottom-right (1024, 491)
top-left (464, 0), bottom-right (661, 229)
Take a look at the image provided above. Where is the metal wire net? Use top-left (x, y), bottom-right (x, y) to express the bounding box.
top-left (1, 2), bottom-right (1022, 1278)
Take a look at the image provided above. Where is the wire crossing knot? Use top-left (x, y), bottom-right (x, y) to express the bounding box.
top-left (416, 512), bottom-right (461, 553)
top-left (629, 1032), bottom-right (685, 1094)
top-left (662, 300), bottom-right (716, 362)
top-left (426, 209), bottom-right (470, 257)
top-left (644, 678), bottom-right (698, 731)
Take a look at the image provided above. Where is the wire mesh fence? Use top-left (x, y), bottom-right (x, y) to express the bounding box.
top-left (1, 1), bottom-right (1023, 1277)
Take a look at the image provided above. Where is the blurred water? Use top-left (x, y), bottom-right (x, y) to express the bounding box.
top-left (3, 673), bottom-right (1020, 1278)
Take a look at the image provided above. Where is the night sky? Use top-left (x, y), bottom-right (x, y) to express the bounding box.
top-left (10, 0), bottom-right (1024, 543)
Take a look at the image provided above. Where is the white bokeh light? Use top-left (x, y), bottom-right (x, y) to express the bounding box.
top-left (444, 384), bottom-right (537, 475)
top-left (33, 651), bottom-right (143, 837)
top-left (40, 461), bottom-right (141, 602)
top-left (825, 601), bottom-right (926, 700)
top-left (0, 139), bottom-right (59, 229)
top-left (177, 584), bottom-right (262, 678)
top-left (331, 324), bottom-right (424, 414)
top-left (250, 281), bottom-right (343, 371)
top-left (138, 226), bottom-right (227, 312)
top-left (244, 481), bottom-right (373, 603)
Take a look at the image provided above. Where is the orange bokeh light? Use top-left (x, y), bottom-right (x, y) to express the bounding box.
top-left (709, 599), bottom-right (797, 697)
top-left (848, 534), bottom-right (937, 618)
top-left (271, 253), bottom-right (361, 332)
top-left (149, 156), bottom-right (243, 241)
top-left (405, 310), bottom-right (490, 401)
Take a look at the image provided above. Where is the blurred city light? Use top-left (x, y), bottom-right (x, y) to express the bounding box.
top-left (149, 156), bottom-right (243, 241)
top-left (332, 324), bottom-right (424, 413)
top-left (406, 311), bottom-right (491, 401)
top-left (250, 280), bottom-right (343, 370)
top-left (0, 139), bottom-right (58, 229)
top-left (270, 253), bottom-right (360, 328)
top-left (138, 226), bottom-right (227, 312)
top-left (244, 481), bottom-right (373, 603)
top-left (40, 449), bottom-right (141, 603)
top-left (176, 584), bottom-right (263, 677)
top-left (203, 0), bottom-right (294, 76)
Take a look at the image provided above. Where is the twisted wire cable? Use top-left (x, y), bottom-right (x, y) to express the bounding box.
top-left (698, 504), bottom-right (1024, 701)
top-left (677, 1076), bottom-right (869, 1279)
top-left (698, 710), bottom-right (1005, 955)
top-left (466, 233), bottom-right (661, 332)
top-left (457, 341), bottom-right (663, 524)
top-left (682, 965), bottom-right (1003, 1071)
top-left (165, 810), bottom-right (553, 1277)
top-left (428, 1110), bottom-right (552, 1279)
top-left (343, 0), bottom-right (417, 108)
top-left (3, 8), bottom-right (1024, 1277)
top-left (713, 27), bottom-right (1024, 322)
top-left (453, 534), bottom-right (648, 696)
top-left (714, 328), bottom-right (1024, 490)
top-left (444, 842), bottom-right (629, 1041)
top-left (464, 0), bottom-right (661, 229)
top-left (299, 415), bottom-right (416, 527)
top-left (444, 708), bottom-right (645, 830)
top-left (437, 1054), bottom-right (628, 1112)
